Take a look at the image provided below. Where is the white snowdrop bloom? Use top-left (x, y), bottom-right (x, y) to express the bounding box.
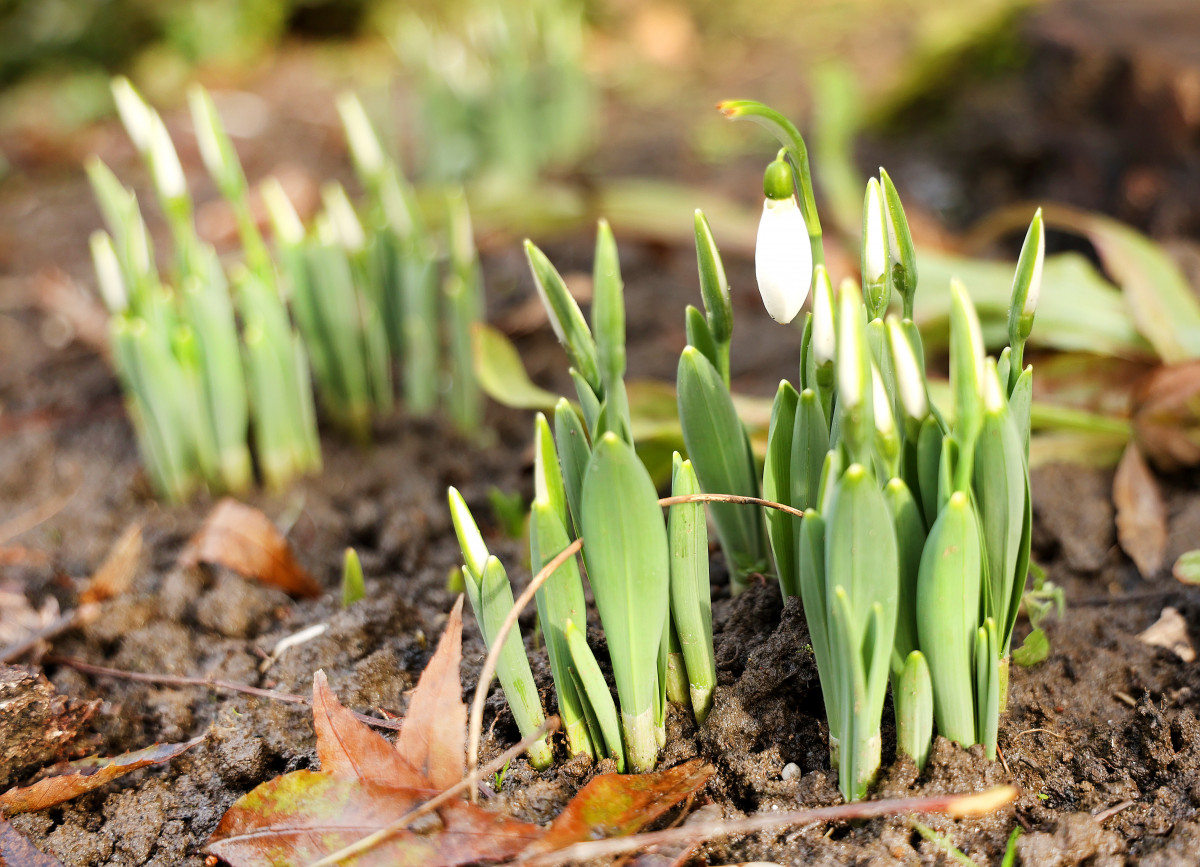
top-left (147, 113), bottom-right (186, 201)
top-left (189, 88), bottom-right (227, 184)
top-left (262, 179), bottom-right (305, 246)
top-left (836, 282), bottom-right (865, 409)
top-left (322, 184), bottom-right (365, 253)
top-left (863, 178), bottom-right (887, 286)
top-left (90, 231), bottom-right (127, 313)
top-left (871, 363), bottom-right (895, 437)
top-left (755, 194), bottom-right (811, 324)
top-left (983, 358), bottom-right (1006, 414)
top-left (887, 318), bottom-right (928, 421)
top-left (111, 77), bottom-right (153, 154)
top-left (811, 266), bottom-right (835, 366)
top-left (337, 93), bottom-right (385, 179)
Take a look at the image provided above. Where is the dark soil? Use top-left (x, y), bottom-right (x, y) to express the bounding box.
top-left (3, 34), bottom-right (1200, 867)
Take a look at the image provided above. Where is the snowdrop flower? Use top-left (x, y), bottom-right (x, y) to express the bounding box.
top-left (886, 317), bottom-right (928, 422)
top-left (755, 158), bottom-right (811, 324)
top-left (836, 280), bottom-right (867, 410)
top-left (147, 113), bottom-right (186, 202)
top-left (983, 357), bottom-right (1006, 414)
top-left (262, 178), bottom-right (305, 246)
top-left (89, 231), bottom-right (127, 313)
top-left (111, 77), bottom-right (153, 154)
top-left (336, 92), bottom-right (386, 180)
top-left (321, 183), bottom-right (365, 254)
top-left (811, 265), bottom-right (835, 366)
top-left (861, 177), bottom-right (888, 319)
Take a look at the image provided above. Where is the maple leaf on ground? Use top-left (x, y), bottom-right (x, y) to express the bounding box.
top-left (394, 596), bottom-right (467, 790)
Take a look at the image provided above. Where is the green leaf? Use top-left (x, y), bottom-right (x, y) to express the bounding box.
top-left (554, 399), bottom-right (591, 536)
top-left (1045, 206), bottom-right (1200, 364)
top-left (693, 210), bottom-right (733, 345)
top-left (895, 650), bottom-right (933, 770)
top-left (480, 557), bottom-right (553, 769)
top-left (471, 323), bottom-right (560, 411)
top-left (340, 548), bottom-right (364, 607)
top-left (1012, 627), bottom-right (1050, 667)
top-left (916, 491), bottom-right (981, 749)
top-left (763, 381), bottom-right (800, 598)
top-left (529, 499), bottom-right (595, 760)
top-left (677, 346), bottom-right (767, 591)
top-left (563, 619), bottom-right (624, 770)
top-left (580, 432), bottom-right (670, 772)
top-left (668, 455), bottom-right (715, 724)
top-left (447, 486), bottom-right (489, 582)
top-left (534, 413), bottom-right (570, 529)
top-left (524, 239), bottom-right (602, 391)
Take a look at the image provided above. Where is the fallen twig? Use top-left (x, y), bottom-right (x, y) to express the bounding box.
top-left (48, 656), bottom-right (404, 731)
top-left (515, 785), bottom-right (1020, 867)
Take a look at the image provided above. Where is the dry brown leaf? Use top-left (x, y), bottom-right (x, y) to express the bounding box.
top-left (1137, 607), bottom-right (1196, 662)
top-left (312, 670), bottom-right (424, 789)
top-left (1132, 360), bottom-right (1200, 471)
top-left (395, 596), bottom-right (467, 790)
top-left (0, 736), bottom-right (204, 815)
top-left (179, 498), bottom-right (321, 598)
top-left (0, 818), bottom-right (66, 866)
top-left (79, 522), bottom-right (142, 604)
top-left (1113, 442), bottom-right (1168, 578)
top-left (205, 771), bottom-right (542, 867)
top-left (524, 758), bottom-right (715, 858)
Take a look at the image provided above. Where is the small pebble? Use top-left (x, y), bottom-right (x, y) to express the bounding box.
top-left (782, 762), bottom-right (801, 781)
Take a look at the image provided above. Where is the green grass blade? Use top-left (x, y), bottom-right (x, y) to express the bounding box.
top-left (553, 399), bottom-right (591, 536)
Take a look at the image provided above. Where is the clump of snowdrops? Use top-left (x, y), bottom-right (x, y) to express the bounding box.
top-left (449, 100), bottom-right (1042, 802)
top-left (89, 80), bottom-right (482, 500)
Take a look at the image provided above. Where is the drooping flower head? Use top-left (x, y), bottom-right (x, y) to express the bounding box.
top-left (755, 156), bottom-right (812, 325)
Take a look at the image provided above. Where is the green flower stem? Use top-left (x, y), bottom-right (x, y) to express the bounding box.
top-left (718, 99), bottom-right (824, 268)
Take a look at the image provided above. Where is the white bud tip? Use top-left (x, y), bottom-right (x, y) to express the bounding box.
top-left (148, 113), bottom-right (187, 200)
top-left (864, 179), bottom-right (887, 283)
top-left (1024, 221), bottom-right (1045, 316)
top-left (262, 179), bottom-right (305, 245)
top-left (871, 364), bottom-right (895, 436)
top-left (888, 319), bottom-right (928, 420)
top-left (755, 196), bottom-right (812, 324)
top-left (983, 359), bottom-right (1005, 413)
top-left (89, 232), bottom-right (128, 313)
top-left (322, 185), bottom-right (365, 253)
top-left (189, 88), bottom-right (226, 181)
top-left (811, 268), bottom-right (835, 365)
top-left (111, 77), bottom-right (153, 153)
top-left (337, 93), bottom-right (386, 177)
